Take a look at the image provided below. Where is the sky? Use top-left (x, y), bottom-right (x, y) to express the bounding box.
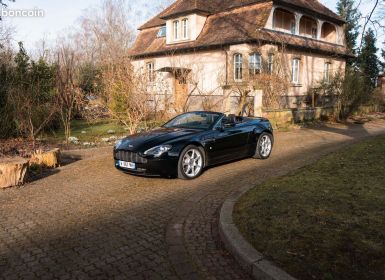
top-left (1, 0), bottom-right (384, 54)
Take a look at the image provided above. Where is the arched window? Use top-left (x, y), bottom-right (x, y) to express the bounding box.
top-left (182, 18), bottom-right (189, 39)
top-left (249, 53), bottom-right (262, 77)
top-left (234, 53), bottom-right (243, 81)
top-left (173, 20), bottom-right (179, 40)
top-left (299, 16), bottom-right (317, 39)
top-left (321, 22), bottom-right (337, 43)
top-left (273, 8), bottom-right (296, 34)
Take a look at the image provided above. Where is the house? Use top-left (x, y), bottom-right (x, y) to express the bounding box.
top-left (129, 0), bottom-right (351, 116)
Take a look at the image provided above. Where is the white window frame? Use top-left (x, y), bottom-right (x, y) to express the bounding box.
top-left (182, 18), bottom-right (189, 39)
top-left (292, 58), bottom-right (300, 84)
top-left (173, 20), bottom-right (179, 40)
top-left (146, 62), bottom-right (155, 82)
top-left (249, 53), bottom-right (262, 76)
top-left (234, 53), bottom-right (243, 81)
top-left (157, 25), bottom-right (167, 38)
top-left (324, 62), bottom-right (331, 82)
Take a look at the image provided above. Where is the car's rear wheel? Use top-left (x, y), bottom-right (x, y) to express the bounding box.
top-left (178, 145), bottom-right (204, 180)
top-left (253, 132), bottom-right (273, 159)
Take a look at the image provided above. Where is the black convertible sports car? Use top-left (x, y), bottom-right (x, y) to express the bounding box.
top-left (114, 111), bottom-right (273, 179)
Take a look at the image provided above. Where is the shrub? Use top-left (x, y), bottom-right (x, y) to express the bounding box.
top-left (318, 68), bottom-right (372, 120)
top-left (8, 43), bottom-right (57, 140)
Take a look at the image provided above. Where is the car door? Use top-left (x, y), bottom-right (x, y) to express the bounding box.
top-left (207, 123), bottom-right (250, 164)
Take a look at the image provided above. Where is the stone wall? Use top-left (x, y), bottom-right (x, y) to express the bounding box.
top-left (263, 104), bottom-right (384, 128)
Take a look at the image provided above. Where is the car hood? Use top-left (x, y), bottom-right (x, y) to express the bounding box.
top-left (116, 127), bottom-right (202, 152)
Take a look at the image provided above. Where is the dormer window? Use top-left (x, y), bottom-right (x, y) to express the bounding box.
top-left (157, 26), bottom-right (166, 38)
top-left (171, 18), bottom-right (189, 41)
top-left (173, 20), bottom-right (179, 40)
top-left (182, 18), bottom-right (189, 39)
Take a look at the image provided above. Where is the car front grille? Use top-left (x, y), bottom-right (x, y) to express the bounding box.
top-left (115, 150), bottom-right (148, 164)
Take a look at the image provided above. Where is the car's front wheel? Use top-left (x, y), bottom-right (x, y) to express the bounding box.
top-left (178, 145), bottom-right (205, 179)
top-left (253, 132), bottom-right (273, 159)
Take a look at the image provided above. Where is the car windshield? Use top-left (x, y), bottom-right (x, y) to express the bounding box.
top-left (164, 112), bottom-right (222, 130)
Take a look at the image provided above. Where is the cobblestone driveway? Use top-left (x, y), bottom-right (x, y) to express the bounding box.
top-left (1, 121), bottom-right (384, 280)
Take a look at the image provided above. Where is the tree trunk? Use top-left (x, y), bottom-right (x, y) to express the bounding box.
top-left (0, 157), bottom-right (29, 189)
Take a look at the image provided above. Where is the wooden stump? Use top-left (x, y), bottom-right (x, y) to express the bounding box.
top-left (0, 157), bottom-right (29, 189)
top-left (30, 148), bottom-right (61, 168)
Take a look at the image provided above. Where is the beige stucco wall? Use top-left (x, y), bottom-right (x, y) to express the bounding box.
top-left (281, 50), bottom-right (346, 96)
top-left (132, 43), bottom-right (346, 112)
top-left (227, 43), bottom-right (346, 96)
top-left (132, 50), bottom-right (227, 96)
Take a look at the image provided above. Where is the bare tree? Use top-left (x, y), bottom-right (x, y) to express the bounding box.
top-left (55, 44), bottom-right (82, 143)
top-left (0, 21), bottom-right (14, 48)
top-left (163, 52), bottom-right (227, 114)
top-left (102, 56), bottom-right (150, 134)
top-left (75, 0), bottom-right (134, 64)
top-left (359, 0), bottom-right (382, 50)
top-left (73, 0), bottom-right (149, 134)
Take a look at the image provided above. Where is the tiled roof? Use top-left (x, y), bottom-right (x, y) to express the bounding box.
top-left (129, 2), bottom-right (350, 58)
top-left (139, 1), bottom-right (181, 30)
top-left (132, 2), bottom-right (272, 56)
top-left (139, 0), bottom-right (343, 30)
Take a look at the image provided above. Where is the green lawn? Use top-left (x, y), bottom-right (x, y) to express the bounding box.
top-left (234, 134), bottom-right (385, 280)
top-left (44, 119), bottom-right (127, 143)
top-left (44, 119), bottom-right (163, 144)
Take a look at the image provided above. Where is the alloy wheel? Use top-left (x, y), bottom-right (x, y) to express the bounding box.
top-left (182, 148), bottom-right (203, 178)
top-left (259, 135), bottom-right (272, 157)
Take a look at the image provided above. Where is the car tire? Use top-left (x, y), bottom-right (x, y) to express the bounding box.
top-left (178, 145), bottom-right (205, 180)
top-left (253, 132), bottom-right (273, 160)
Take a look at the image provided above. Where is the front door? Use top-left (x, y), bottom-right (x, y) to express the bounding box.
top-left (174, 72), bottom-right (188, 112)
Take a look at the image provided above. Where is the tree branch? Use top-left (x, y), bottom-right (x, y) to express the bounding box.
top-left (359, 0), bottom-right (379, 50)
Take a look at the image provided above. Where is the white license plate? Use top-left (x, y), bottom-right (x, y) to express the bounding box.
top-left (119, 161), bottom-right (136, 170)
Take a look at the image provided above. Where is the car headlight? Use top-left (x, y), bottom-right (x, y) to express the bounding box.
top-left (144, 145), bottom-right (172, 157)
top-left (115, 140), bottom-right (123, 149)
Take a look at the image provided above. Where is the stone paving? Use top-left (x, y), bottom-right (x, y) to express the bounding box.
top-left (0, 120), bottom-right (384, 280)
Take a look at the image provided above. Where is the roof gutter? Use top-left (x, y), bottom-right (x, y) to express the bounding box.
top-left (129, 39), bottom-right (354, 60)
